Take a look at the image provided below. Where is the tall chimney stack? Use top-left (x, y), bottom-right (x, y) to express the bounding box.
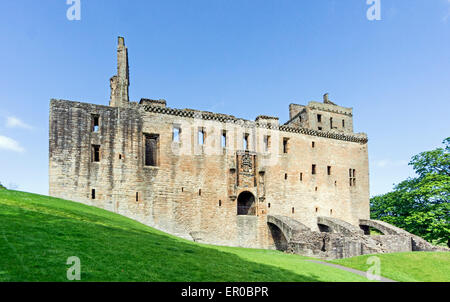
top-left (110, 36), bottom-right (130, 107)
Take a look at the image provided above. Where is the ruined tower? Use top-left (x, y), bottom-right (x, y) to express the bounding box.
top-left (109, 36), bottom-right (129, 107)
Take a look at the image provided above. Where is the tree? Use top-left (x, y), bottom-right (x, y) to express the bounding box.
top-left (370, 138), bottom-right (450, 247)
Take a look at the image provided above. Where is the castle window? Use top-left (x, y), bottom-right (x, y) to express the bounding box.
top-left (91, 145), bottom-right (100, 162)
top-left (199, 189), bottom-right (202, 196)
top-left (315, 187), bottom-right (318, 191)
top-left (318, 127), bottom-right (322, 131)
top-left (181, 187), bottom-right (184, 192)
top-left (268, 203), bottom-right (271, 208)
top-left (136, 192), bottom-right (139, 202)
top-left (144, 133), bottom-right (159, 167)
top-left (91, 189), bottom-right (96, 200)
top-left (243, 133), bottom-right (249, 150)
top-left (264, 135), bottom-right (271, 152)
top-left (349, 169), bottom-right (356, 186)
top-left (285, 173), bottom-right (288, 180)
top-left (198, 128), bottom-right (205, 145)
top-left (317, 114), bottom-right (322, 123)
top-left (222, 130), bottom-right (227, 148)
top-left (292, 207), bottom-right (295, 214)
top-left (173, 126), bottom-right (180, 142)
top-left (92, 115), bottom-right (100, 132)
top-left (327, 166), bottom-right (332, 175)
top-left (315, 207), bottom-right (319, 213)
top-left (283, 138), bottom-right (289, 154)
top-left (312, 164), bottom-right (316, 175)
top-left (312, 141), bottom-right (315, 148)
top-left (119, 154), bottom-right (122, 160)
top-left (342, 119), bottom-right (345, 128)
top-left (330, 209), bottom-right (333, 215)
top-left (330, 117), bottom-right (333, 129)
top-left (300, 173), bottom-right (303, 181)
top-left (219, 200), bottom-right (222, 207)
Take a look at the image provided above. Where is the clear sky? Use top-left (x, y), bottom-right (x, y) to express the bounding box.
top-left (0, 0), bottom-right (449, 196)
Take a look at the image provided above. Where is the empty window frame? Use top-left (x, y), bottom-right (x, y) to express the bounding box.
top-left (317, 114), bottom-right (322, 123)
top-left (264, 135), bottom-right (271, 152)
top-left (327, 166), bottom-right (332, 175)
top-left (221, 130), bottom-right (227, 148)
top-left (243, 133), bottom-right (249, 150)
top-left (91, 145), bottom-right (100, 162)
top-left (144, 134), bottom-right (159, 167)
top-left (312, 141), bottom-right (315, 148)
top-left (312, 164), bottom-right (317, 175)
top-left (136, 192), bottom-right (140, 202)
top-left (283, 138), bottom-right (289, 154)
top-left (300, 173), bottom-right (303, 181)
top-left (198, 128), bottom-right (205, 145)
top-left (173, 126), bottom-right (181, 142)
top-left (91, 189), bottom-right (96, 200)
top-left (92, 114), bottom-right (100, 132)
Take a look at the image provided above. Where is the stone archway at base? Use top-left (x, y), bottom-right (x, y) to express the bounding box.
top-left (237, 191), bottom-right (256, 215)
top-left (268, 223), bottom-right (288, 251)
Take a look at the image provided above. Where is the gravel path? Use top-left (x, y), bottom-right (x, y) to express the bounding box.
top-left (307, 260), bottom-right (398, 282)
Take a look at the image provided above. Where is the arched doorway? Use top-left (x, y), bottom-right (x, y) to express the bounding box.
top-left (237, 191), bottom-right (256, 215)
top-left (318, 224), bottom-right (331, 233)
top-left (268, 223), bottom-right (288, 251)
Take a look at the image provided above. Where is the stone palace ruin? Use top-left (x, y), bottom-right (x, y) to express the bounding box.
top-left (49, 37), bottom-right (447, 259)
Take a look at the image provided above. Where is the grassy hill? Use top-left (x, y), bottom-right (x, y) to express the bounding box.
top-left (330, 252), bottom-right (450, 282)
top-left (0, 189), bottom-right (448, 282)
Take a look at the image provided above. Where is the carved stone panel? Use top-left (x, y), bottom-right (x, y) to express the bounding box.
top-left (236, 151), bottom-right (257, 188)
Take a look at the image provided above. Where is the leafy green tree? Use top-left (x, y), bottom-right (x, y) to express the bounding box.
top-left (370, 138), bottom-right (450, 247)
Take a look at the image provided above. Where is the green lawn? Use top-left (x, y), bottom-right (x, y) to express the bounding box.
top-left (330, 252), bottom-right (450, 282)
top-left (1, 189), bottom-right (448, 282)
top-left (0, 189), bottom-right (367, 282)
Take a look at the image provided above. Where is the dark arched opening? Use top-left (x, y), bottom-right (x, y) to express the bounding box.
top-left (268, 223), bottom-right (288, 251)
top-left (360, 225), bottom-right (385, 235)
top-left (318, 224), bottom-right (331, 233)
top-left (237, 191), bottom-right (256, 215)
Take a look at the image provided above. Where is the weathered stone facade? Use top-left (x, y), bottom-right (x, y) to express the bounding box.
top-left (49, 37), bottom-right (447, 259)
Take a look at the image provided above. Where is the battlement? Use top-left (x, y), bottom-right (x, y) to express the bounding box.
top-left (286, 94), bottom-right (355, 134)
top-left (139, 101), bottom-right (367, 144)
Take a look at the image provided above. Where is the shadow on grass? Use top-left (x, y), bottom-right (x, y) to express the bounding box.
top-left (0, 191), bottom-right (326, 282)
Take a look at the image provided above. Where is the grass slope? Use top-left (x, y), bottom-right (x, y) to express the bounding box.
top-left (330, 252), bottom-right (450, 282)
top-left (0, 190), bottom-right (368, 282)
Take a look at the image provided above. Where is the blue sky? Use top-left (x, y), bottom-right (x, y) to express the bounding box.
top-left (0, 0), bottom-right (449, 196)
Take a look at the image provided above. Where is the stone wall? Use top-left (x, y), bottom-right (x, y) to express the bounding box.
top-left (49, 36), bottom-right (372, 252)
top-left (49, 97), bottom-right (370, 249)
